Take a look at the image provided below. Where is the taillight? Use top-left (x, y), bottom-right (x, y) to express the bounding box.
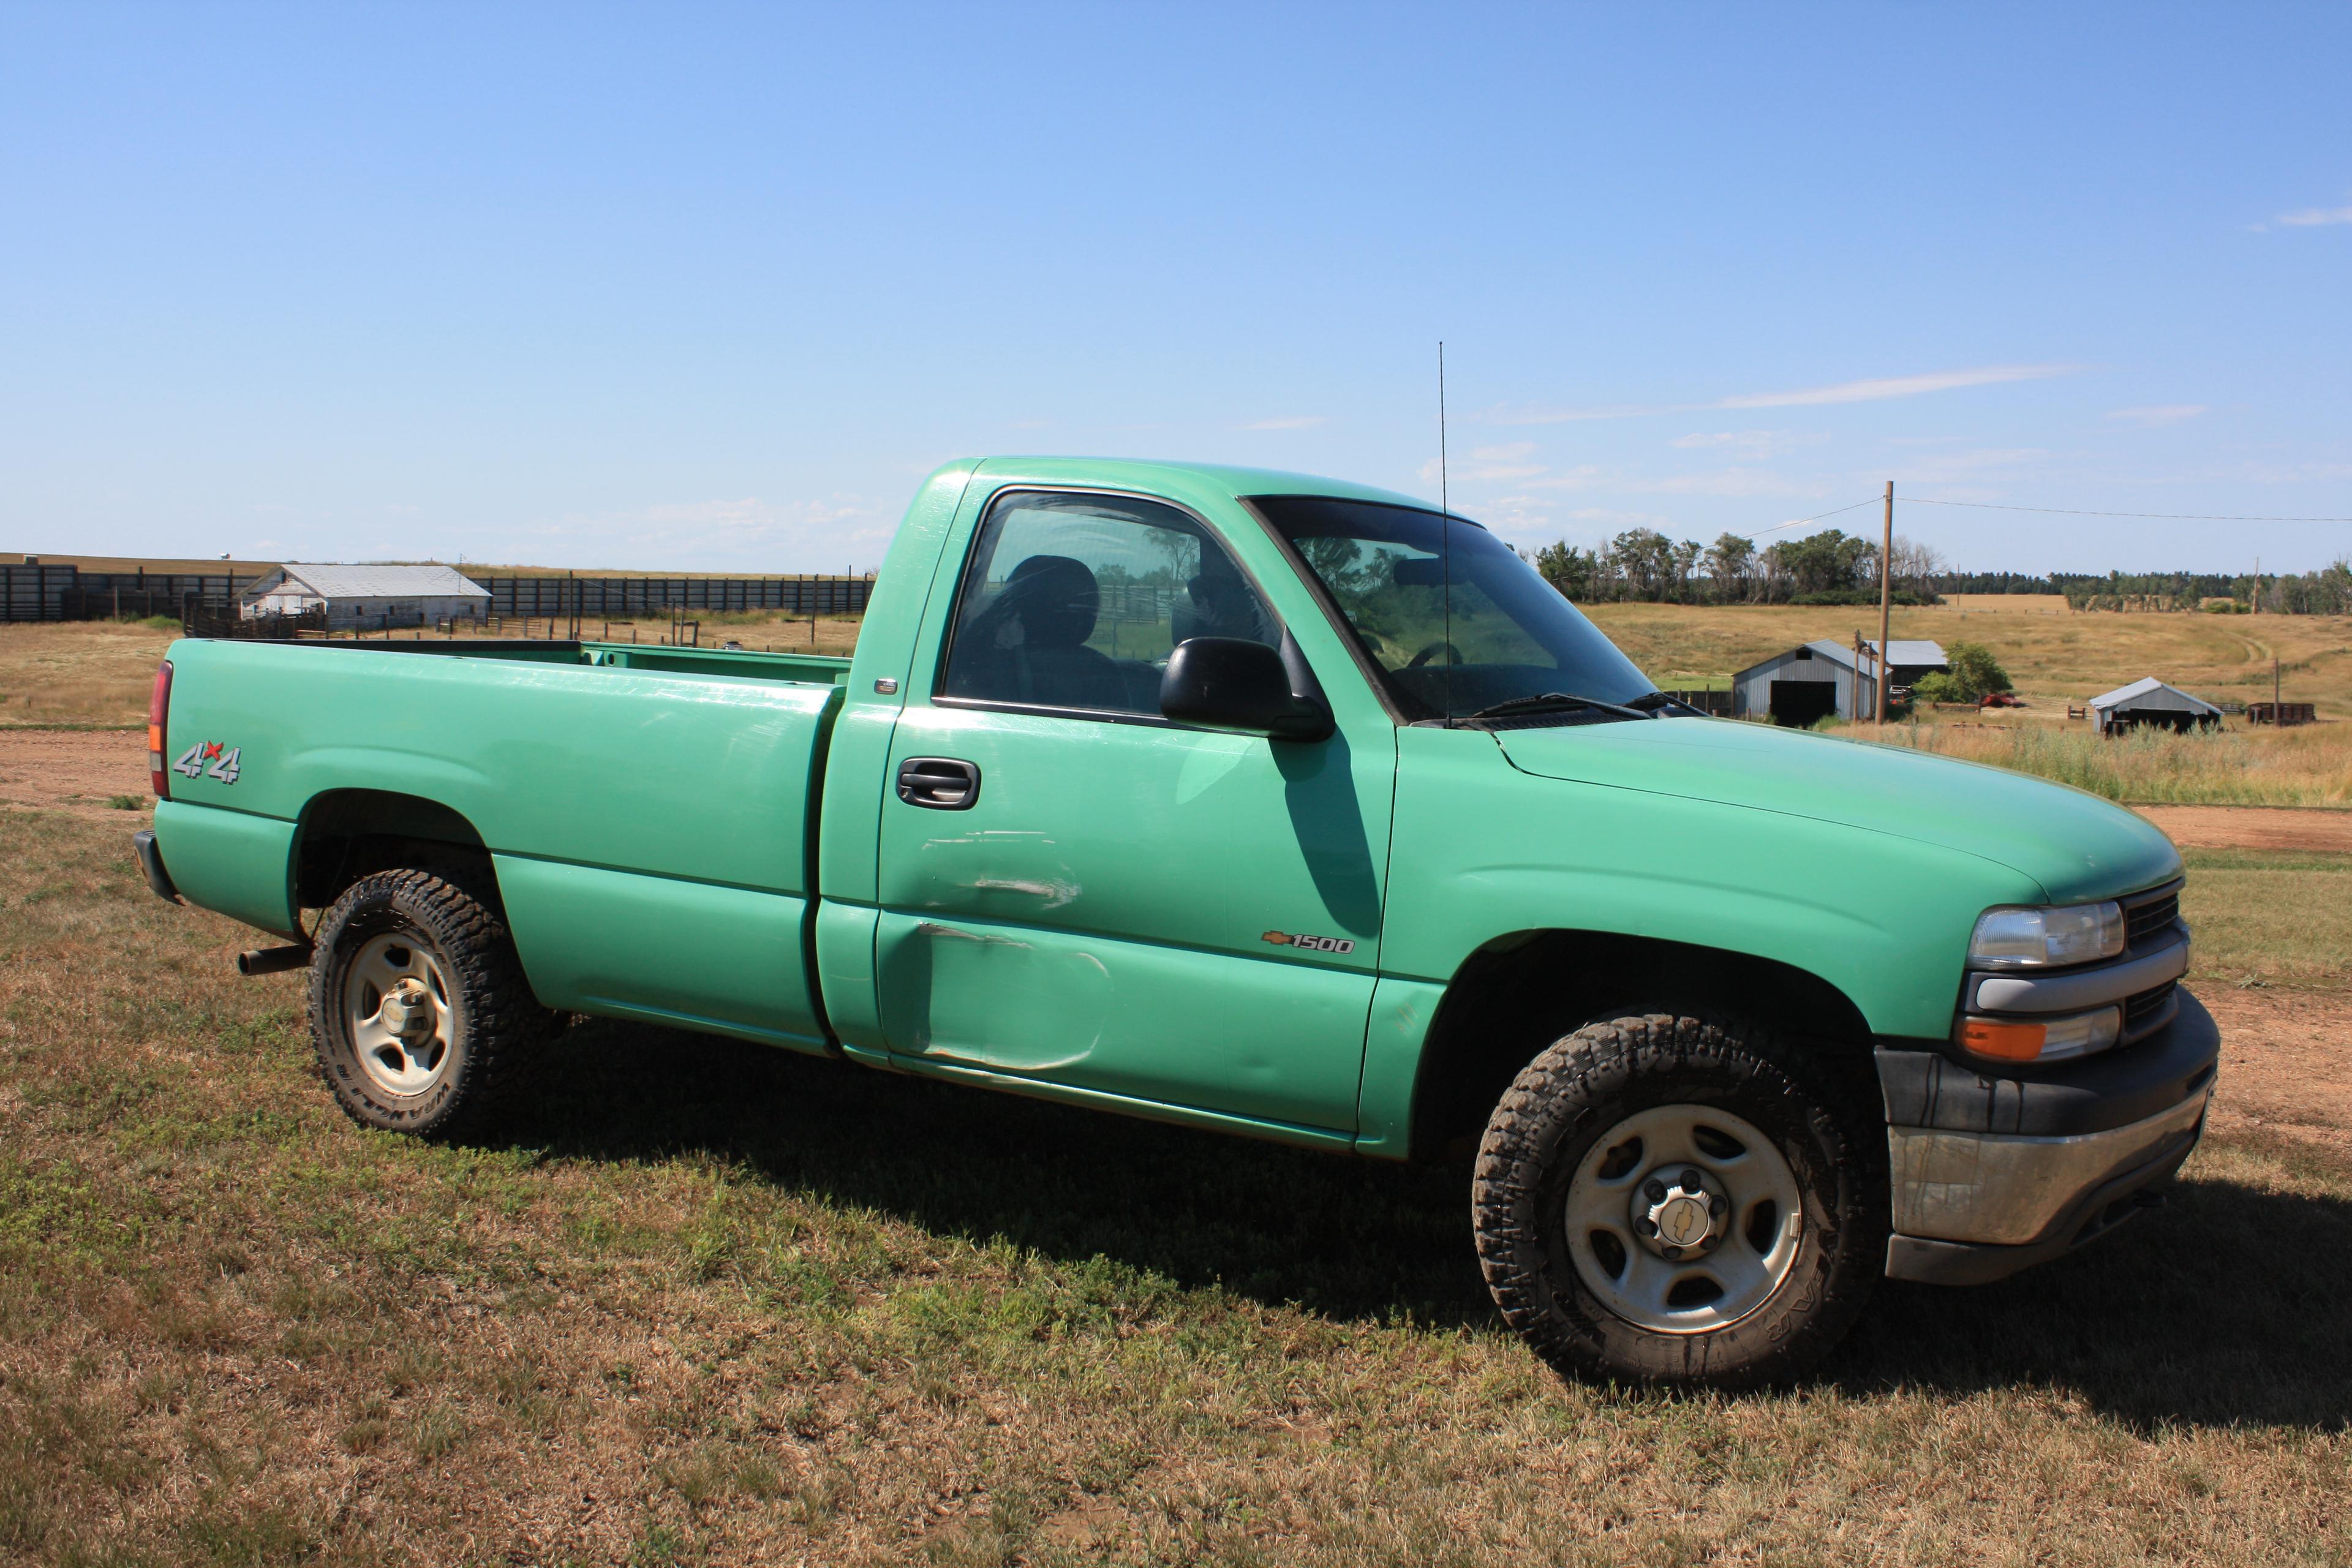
top-left (149, 662), bottom-right (173, 799)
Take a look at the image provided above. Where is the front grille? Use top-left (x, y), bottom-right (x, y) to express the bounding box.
top-left (2124, 881), bottom-right (2183, 948)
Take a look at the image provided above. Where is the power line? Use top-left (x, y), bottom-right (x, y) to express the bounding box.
top-left (1731, 496), bottom-right (1882, 539)
top-left (1901, 497), bottom-right (2352, 524)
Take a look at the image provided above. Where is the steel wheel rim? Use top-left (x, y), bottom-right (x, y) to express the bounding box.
top-left (1564, 1103), bottom-right (1804, 1335)
top-left (343, 930), bottom-right (457, 1097)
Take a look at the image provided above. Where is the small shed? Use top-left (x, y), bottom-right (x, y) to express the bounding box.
top-left (1730, 639), bottom-right (1949, 726)
top-left (2087, 677), bottom-right (2222, 736)
top-left (239, 564), bottom-right (489, 630)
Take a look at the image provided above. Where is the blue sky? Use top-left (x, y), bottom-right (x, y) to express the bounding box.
top-left (3, 2), bottom-right (2346, 573)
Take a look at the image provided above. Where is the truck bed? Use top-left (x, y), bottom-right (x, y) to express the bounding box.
top-left (288, 636), bottom-right (853, 688)
top-left (153, 635), bottom-right (848, 1051)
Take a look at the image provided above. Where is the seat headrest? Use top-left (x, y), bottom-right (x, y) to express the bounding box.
top-left (1004, 554), bottom-right (1099, 648)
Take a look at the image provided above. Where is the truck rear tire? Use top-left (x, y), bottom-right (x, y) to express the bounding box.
top-left (307, 869), bottom-right (552, 1137)
top-left (1472, 1011), bottom-right (1883, 1389)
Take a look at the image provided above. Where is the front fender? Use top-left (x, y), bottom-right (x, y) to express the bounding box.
top-left (1381, 728), bottom-right (2040, 1038)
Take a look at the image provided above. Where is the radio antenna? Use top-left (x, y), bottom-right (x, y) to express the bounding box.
top-left (1439, 340), bottom-right (1453, 722)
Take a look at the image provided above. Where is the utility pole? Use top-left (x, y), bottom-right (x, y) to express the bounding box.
top-left (1851, 629), bottom-right (1864, 723)
top-left (2275, 655), bottom-right (2282, 720)
top-left (1876, 480), bottom-right (1893, 732)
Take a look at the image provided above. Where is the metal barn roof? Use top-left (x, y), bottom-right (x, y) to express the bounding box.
top-left (241, 564), bottom-right (489, 602)
top-left (1735, 639), bottom-right (1949, 679)
top-left (2087, 677), bottom-right (2221, 715)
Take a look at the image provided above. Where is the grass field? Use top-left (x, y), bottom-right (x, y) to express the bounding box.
top-left (6, 611), bottom-right (2352, 1562)
top-left (1584, 598), bottom-right (2352, 718)
top-left (0, 618), bottom-right (862, 732)
top-left (2, 804), bottom-right (2351, 1566)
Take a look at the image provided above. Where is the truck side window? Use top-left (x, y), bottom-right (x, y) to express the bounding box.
top-left (939, 491), bottom-right (1280, 717)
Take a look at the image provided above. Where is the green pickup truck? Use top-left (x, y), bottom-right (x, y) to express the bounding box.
top-left (134, 458), bottom-right (2215, 1387)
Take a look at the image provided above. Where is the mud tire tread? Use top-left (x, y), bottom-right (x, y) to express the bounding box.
top-left (307, 867), bottom-right (554, 1138)
top-left (1471, 1011), bottom-right (1885, 1389)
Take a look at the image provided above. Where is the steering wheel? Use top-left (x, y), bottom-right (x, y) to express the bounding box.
top-left (1407, 641), bottom-right (1464, 669)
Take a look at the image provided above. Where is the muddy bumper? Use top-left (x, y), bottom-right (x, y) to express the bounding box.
top-left (1874, 989), bottom-right (2218, 1285)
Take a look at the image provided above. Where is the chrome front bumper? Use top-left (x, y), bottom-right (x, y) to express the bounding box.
top-left (1877, 986), bottom-right (2219, 1286)
top-left (1891, 1084), bottom-right (2209, 1242)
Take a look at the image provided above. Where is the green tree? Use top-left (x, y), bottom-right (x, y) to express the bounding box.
top-left (1915, 641), bottom-right (2013, 703)
top-left (1703, 533), bottom-right (1756, 602)
top-left (1533, 540), bottom-right (1597, 601)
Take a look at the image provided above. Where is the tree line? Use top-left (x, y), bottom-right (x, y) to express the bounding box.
top-left (1525, 527), bottom-right (2352, 615)
top-left (1528, 527), bottom-right (1943, 606)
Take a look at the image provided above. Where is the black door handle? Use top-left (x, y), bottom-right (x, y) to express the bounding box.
top-left (897, 756), bottom-right (981, 810)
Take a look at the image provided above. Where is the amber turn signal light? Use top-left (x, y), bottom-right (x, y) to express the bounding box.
top-left (1957, 1016), bottom-right (2048, 1061)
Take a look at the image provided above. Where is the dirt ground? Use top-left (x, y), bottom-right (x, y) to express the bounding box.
top-left (2203, 987), bottom-right (2352, 1154)
top-left (0, 727), bottom-right (146, 816)
top-left (2134, 803), bottom-right (2352, 853)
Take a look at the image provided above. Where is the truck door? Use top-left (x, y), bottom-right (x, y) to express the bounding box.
top-left (873, 487), bottom-right (1392, 1137)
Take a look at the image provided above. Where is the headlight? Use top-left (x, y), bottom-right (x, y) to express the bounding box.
top-left (1957, 1006), bottom-right (2122, 1063)
top-left (1968, 902), bottom-right (2125, 968)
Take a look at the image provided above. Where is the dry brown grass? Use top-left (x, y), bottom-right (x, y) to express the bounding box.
top-left (0, 616), bottom-right (864, 732)
top-left (1586, 600), bottom-right (2352, 717)
top-left (0, 621), bottom-right (179, 729)
top-left (1864, 717), bottom-right (2352, 807)
top-left (4, 804), bottom-right (2351, 1566)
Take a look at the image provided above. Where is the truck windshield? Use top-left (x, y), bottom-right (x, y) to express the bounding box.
top-left (1253, 495), bottom-right (1659, 723)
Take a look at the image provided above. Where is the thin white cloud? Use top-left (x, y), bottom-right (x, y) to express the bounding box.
top-left (2277, 200), bottom-right (2352, 227)
top-left (1242, 415), bottom-right (1327, 431)
top-left (1670, 429), bottom-right (1825, 458)
top-left (1717, 364), bottom-right (2075, 410)
top-left (1485, 363), bottom-right (2077, 424)
top-left (2106, 405), bottom-right (2207, 426)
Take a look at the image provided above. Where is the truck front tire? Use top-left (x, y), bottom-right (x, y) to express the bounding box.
top-left (308, 869), bottom-right (552, 1137)
top-left (1472, 1011), bottom-right (1884, 1388)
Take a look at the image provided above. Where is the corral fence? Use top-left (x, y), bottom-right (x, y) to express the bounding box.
top-left (1, 562), bottom-right (875, 624)
top-left (184, 602), bottom-right (330, 640)
top-left (4, 564), bottom-right (248, 623)
top-left (481, 576), bottom-right (873, 619)
top-left (1659, 688), bottom-right (1733, 717)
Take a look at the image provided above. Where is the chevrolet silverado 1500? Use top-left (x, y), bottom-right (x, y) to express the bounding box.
top-left (135, 458), bottom-right (2216, 1386)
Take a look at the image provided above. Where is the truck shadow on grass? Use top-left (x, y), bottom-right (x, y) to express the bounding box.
top-left (499, 1020), bottom-right (2352, 1431)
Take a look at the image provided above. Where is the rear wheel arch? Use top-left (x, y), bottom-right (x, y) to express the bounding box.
top-left (1408, 929), bottom-right (1880, 1159)
top-left (293, 790), bottom-right (499, 913)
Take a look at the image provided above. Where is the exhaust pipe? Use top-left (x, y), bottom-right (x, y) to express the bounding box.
top-left (236, 944), bottom-right (311, 977)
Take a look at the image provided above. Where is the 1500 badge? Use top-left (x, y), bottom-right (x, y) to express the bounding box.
top-left (173, 741), bottom-right (241, 785)
top-left (1262, 929), bottom-right (1355, 954)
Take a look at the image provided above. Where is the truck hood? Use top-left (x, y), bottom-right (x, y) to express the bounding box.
top-left (1494, 718), bottom-right (2181, 903)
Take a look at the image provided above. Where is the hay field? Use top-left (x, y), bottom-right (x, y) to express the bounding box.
top-left (0, 617), bottom-right (861, 731)
top-left (1585, 599), bottom-right (2352, 717)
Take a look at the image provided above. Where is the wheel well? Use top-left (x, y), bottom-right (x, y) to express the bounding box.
top-left (294, 790), bottom-right (498, 913)
top-left (1409, 930), bottom-right (1880, 1160)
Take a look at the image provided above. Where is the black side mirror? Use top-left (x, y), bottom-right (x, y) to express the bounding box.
top-left (1159, 635), bottom-right (1334, 741)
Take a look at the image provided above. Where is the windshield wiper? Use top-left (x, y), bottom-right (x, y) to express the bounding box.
top-left (1455, 692), bottom-right (1656, 725)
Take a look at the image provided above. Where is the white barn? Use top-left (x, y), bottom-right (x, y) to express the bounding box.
top-left (2087, 677), bottom-right (2223, 736)
top-left (239, 564), bottom-right (489, 630)
top-left (1730, 639), bottom-right (1949, 726)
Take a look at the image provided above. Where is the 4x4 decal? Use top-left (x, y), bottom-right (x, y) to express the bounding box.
top-left (172, 741), bottom-right (242, 785)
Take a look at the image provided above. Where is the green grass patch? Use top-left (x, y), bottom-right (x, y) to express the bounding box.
top-left (2182, 846), bottom-right (2352, 989)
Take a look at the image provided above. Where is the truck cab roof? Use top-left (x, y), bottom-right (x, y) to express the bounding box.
top-left (963, 456), bottom-right (1436, 514)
